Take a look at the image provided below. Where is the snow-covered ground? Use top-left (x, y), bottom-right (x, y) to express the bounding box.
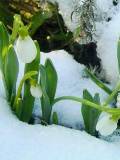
top-left (1, 0), bottom-right (120, 159)
top-left (0, 50), bottom-right (118, 160)
top-left (49, 0), bottom-right (120, 84)
top-left (0, 50), bottom-right (109, 129)
top-left (1, 94), bottom-right (120, 160)
top-left (36, 51), bottom-right (109, 129)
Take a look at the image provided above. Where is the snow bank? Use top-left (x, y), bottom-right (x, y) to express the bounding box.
top-left (0, 97), bottom-right (120, 160)
top-left (0, 50), bottom-right (109, 129)
top-left (48, 0), bottom-right (120, 85)
top-left (97, 10), bottom-right (120, 85)
top-left (48, 0), bottom-right (78, 31)
top-left (35, 50), bottom-right (108, 129)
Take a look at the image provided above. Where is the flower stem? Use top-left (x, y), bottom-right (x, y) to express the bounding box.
top-left (53, 96), bottom-right (120, 114)
top-left (13, 71), bottom-right (38, 110)
top-left (103, 81), bottom-right (120, 106)
top-left (10, 14), bottom-right (23, 44)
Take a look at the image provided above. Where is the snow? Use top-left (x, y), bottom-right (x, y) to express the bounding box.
top-left (48, 0), bottom-right (120, 84)
top-left (34, 50), bottom-right (109, 129)
top-left (49, 0), bottom-right (78, 31)
top-left (94, 0), bottom-right (120, 85)
top-left (1, 97), bottom-right (120, 160)
top-left (0, 49), bottom-right (116, 160)
top-left (0, 50), bottom-right (109, 130)
top-left (97, 10), bottom-right (120, 85)
top-left (1, 0), bottom-right (120, 159)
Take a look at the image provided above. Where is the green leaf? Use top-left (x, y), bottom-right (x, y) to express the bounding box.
top-left (85, 68), bottom-right (112, 95)
top-left (16, 98), bottom-right (23, 119)
top-left (41, 93), bottom-right (51, 124)
top-left (52, 112), bottom-right (58, 125)
top-left (20, 41), bottom-right (40, 122)
top-left (0, 21), bottom-right (9, 71)
top-left (40, 65), bottom-right (51, 124)
top-left (117, 40), bottom-right (120, 74)
top-left (29, 11), bottom-right (52, 36)
top-left (4, 45), bottom-right (19, 101)
top-left (40, 65), bottom-right (48, 93)
top-left (81, 89), bottom-right (101, 136)
top-left (45, 58), bottom-right (58, 104)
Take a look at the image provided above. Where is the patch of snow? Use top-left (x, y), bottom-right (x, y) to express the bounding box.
top-left (97, 11), bottom-right (120, 85)
top-left (34, 50), bottom-right (109, 129)
top-left (48, 0), bottom-right (78, 31)
top-left (0, 97), bottom-right (120, 160)
top-left (47, 0), bottom-right (120, 85)
top-left (0, 50), bottom-right (109, 129)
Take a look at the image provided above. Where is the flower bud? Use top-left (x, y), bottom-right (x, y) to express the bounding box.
top-left (16, 35), bottom-right (37, 63)
top-left (30, 84), bottom-right (42, 98)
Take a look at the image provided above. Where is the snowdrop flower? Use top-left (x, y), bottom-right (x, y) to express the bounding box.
top-left (96, 113), bottom-right (117, 136)
top-left (30, 84), bottom-right (42, 98)
top-left (16, 35), bottom-right (37, 63)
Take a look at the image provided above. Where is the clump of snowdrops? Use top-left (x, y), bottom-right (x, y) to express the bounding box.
top-left (1, 14), bottom-right (120, 138)
top-left (53, 39), bottom-right (120, 137)
top-left (0, 14), bottom-right (58, 124)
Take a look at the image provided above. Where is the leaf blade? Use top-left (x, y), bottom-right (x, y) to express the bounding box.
top-left (45, 58), bottom-right (58, 104)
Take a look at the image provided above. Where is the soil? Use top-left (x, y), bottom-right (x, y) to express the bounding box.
top-left (33, 13), bottom-right (101, 70)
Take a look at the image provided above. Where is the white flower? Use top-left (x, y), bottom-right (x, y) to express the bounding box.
top-left (30, 85), bottom-right (42, 98)
top-left (16, 35), bottom-right (37, 63)
top-left (96, 113), bottom-right (117, 136)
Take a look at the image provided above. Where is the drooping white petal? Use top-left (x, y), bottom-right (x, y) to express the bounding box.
top-left (96, 113), bottom-right (117, 136)
top-left (30, 85), bottom-right (42, 98)
top-left (16, 35), bottom-right (37, 63)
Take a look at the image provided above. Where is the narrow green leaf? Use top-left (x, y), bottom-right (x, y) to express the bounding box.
top-left (0, 21), bottom-right (9, 70)
top-left (85, 68), bottom-right (112, 94)
top-left (82, 89), bottom-right (93, 133)
top-left (45, 58), bottom-right (58, 104)
top-left (40, 65), bottom-right (51, 124)
top-left (4, 45), bottom-right (19, 101)
top-left (20, 41), bottom-right (40, 122)
top-left (41, 93), bottom-right (51, 123)
top-left (81, 89), bottom-right (101, 136)
top-left (16, 98), bottom-right (23, 119)
top-left (52, 112), bottom-right (58, 125)
top-left (40, 65), bottom-right (48, 93)
top-left (29, 11), bottom-right (52, 36)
